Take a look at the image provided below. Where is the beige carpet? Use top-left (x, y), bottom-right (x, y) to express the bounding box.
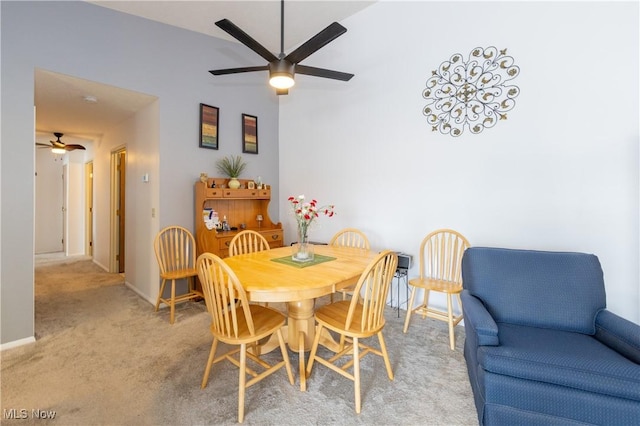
top-left (1, 257), bottom-right (477, 425)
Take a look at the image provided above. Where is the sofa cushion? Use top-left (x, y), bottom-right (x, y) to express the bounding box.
top-left (481, 371), bottom-right (640, 425)
top-left (478, 324), bottom-right (640, 402)
top-left (462, 247), bottom-right (606, 334)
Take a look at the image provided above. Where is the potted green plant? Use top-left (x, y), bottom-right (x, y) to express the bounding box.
top-left (216, 155), bottom-right (247, 189)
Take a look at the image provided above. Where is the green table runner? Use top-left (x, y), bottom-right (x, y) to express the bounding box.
top-left (271, 254), bottom-right (336, 268)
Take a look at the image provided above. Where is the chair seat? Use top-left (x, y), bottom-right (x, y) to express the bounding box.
top-left (213, 305), bottom-right (286, 345)
top-left (315, 301), bottom-right (385, 338)
top-left (479, 323), bottom-right (640, 401)
top-left (161, 268), bottom-right (197, 280)
top-left (409, 277), bottom-right (462, 293)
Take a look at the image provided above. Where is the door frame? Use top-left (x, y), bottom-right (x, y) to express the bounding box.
top-left (85, 161), bottom-right (93, 257)
top-left (109, 147), bottom-right (126, 273)
top-left (62, 164), bottom-right (68, 255)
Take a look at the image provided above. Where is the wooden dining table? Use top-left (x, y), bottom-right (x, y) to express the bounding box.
top-left (223, 244), bottom-right (377, 390)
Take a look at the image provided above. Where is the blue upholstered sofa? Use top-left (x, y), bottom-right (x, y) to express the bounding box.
top-left (461, 247), bottom-right (640, 425)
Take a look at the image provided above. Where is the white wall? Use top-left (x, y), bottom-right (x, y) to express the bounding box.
top-left (93, 101), bottom-right (162, 303)
top-left (65, 148), bottom-right (90, 257)
top-left (125, 102), bottom-right (162, 304)
top-left (279, 1), bottom-right (639, 322)
top-left (35, 147), bottom-right (63, 254)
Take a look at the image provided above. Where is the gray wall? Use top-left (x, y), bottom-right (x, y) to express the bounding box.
top-left (1, 1), bottom-right (280, 345)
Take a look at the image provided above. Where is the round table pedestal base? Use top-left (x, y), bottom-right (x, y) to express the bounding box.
top-left (287, 299), bottom-right (315, 352)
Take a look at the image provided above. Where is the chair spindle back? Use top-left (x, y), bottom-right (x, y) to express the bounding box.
top-left (330, 228), bottom-right (371, 250)
top-left (154, 226), bottom-right (196, 275)
top-left (345, 250), bottom-right (398, 332)
top-left (421, 229), bottom-right (470, 284)
top-left (229, 230), bottom-right (270, 256)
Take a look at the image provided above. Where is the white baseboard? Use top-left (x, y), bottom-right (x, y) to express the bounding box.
top-left (124, 281), bottom-right (156, 306)
top-left (92, 259), bottom-right (109, 272)
top-left (1, 336), bottom-right (36, 351)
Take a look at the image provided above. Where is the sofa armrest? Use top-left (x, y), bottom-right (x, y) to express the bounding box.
top-left (595, 309), bottom-right (640, 364)
top-left (461, 289), bottom-right (499, 346)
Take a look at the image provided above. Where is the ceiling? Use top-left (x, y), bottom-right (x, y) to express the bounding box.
top-left (35, 1), bottom-right (374, 143)
top-left (90, 1), bottom-right (375, 54)
top-left (35, 69), bottom-right (158, 141)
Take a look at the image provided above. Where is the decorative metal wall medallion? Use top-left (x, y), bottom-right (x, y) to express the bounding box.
top-left (423, 47), bottom-right (520, 137)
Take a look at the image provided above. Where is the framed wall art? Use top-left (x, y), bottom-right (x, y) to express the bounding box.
top-left (242, 114), bottom-right (258, 154)
top-left (199, 103), bottom-right (219, 149)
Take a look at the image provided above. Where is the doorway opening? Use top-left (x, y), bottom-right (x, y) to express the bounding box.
top-left (35, 148), bottom-right (64, 254)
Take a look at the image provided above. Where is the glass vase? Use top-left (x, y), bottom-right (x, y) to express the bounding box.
top-left (292, 224), bottom-right (314, 262)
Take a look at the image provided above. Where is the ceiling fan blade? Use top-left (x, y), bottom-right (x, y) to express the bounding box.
top-left (64, 144), bottom-right (86, 151)
top-left (36, 142), bottom-right (51, 147)
top-left (284, 22), bottom-right (347, 65)
top-left (209, 66), bottom-right (269, 76)
top-left (296, 65), bottom-right (354, 81)
top-left (215, 19), bottom-right (278, 63)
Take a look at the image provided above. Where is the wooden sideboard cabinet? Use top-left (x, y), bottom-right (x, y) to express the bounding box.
top-left (195, 178), bottom-right (284, 258)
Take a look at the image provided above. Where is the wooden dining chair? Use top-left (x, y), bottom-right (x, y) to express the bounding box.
top-left (228, 230), bottom-right (270, 256)
top-left (403, 229), bottom-right (470, 350)
top-left (306, 250), bottom-right (397, 414)
top-left (229, 230), bottom-right (271, 308)
top-left (197, 252), bottom-right (294, 423)
top-left (329, 228), bottom-right (371, 302)
top-left (154, 225), bottom-right (203, 324)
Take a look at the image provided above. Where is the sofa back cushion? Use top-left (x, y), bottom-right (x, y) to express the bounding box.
top-left (462, 247), bottom-right (606, 334)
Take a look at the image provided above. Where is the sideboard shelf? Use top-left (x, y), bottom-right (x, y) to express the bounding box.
top-left (194, 178), bottom-right (283, 258)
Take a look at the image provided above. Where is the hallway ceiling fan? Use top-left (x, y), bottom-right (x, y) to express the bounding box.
top-left (36, 133), bottom-right (86, 153)
top-left (209, 0), bottom-right (354, 95)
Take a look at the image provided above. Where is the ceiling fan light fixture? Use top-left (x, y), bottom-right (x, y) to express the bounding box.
top-left (269, 61), bottom-right (295, 89)
top-left (269, 74), bottom-right (295, 89)
top-left (51, 147), bottom-right (66, 154)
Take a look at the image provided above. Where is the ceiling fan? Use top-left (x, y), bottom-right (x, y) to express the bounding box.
top-left (209, 0), bottom-right (354, 95)
top-left (36, 133), bottom-right (86, 154)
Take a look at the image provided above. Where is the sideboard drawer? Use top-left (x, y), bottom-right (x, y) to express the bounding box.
top-left (214, 230), bottom-right (283, 257)
top-left (216, 237), bottom-right (232, 258)
top-left (260, 230), bottom-right (283, 248)
top-left (205, 188), bottom-right (223, 198)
